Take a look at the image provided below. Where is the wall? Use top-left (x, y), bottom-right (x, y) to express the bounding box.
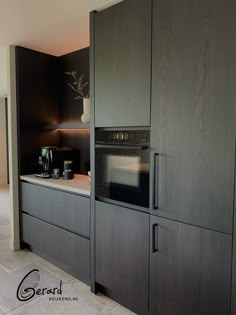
top-left (59, 47), bottom-right (90, 174)
top-left (59, 47), bottom-right (89, 122)
top-left (16, 46), bottom-right (60, 175)
top-left (0, 46), bottom-right (8, 96)
top-left (0, 98), bottom-right (8, 185)
top-left (16, 46), bottom-right (90, 176)
top-left (8, 46), bottom-right (20, 250)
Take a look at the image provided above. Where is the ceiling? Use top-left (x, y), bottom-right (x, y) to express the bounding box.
top-left (0, 0), bottom-right (122, 56)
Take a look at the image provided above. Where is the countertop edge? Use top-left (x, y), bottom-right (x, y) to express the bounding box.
top-left (20, 175), bottom-right (91, 197)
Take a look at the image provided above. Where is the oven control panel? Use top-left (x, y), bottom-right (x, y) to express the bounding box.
top-left (96, 129), bottom-right (150, 145)
top-left (113, 132), bottom-right (129, 141)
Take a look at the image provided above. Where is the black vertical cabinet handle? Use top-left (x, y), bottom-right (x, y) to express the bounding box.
top-left (152, 223), bottom-right (159, 253)
top-left (153, 153), bottom-right (159, 209)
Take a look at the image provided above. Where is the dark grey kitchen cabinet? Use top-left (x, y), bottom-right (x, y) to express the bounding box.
top-left (94, 0), bottom-right (152, 127)
top-left (150, 215), bottom-right (232, 315)
top-left (22, 213), bottom-right (90, 285)
top-left (150, 0), bottom-right (236, 233)
top-left (231, 167), bottom-right (236, 315)
top-left (95, 201), bottom-right (149, 315)
top-left (21, 182), bottom-right (90, 238)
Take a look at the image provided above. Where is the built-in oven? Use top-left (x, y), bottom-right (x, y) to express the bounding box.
top-left (95, 129), bottom-right (150, 210)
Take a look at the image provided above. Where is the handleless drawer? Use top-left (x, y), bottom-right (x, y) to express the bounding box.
top-left (21, 182), bottom-right (90, 238)
top-left (22, 213), bottom-right (90, 284)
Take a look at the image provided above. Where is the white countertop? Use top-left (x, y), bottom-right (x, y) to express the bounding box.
top-left (20, 174), bottom-right (90, 196)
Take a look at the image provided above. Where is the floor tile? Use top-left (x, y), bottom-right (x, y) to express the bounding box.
top-left (34, 257), bottom-right (75, 283)
top-left (9, 282), bottom-right (112, 315)
top-left (69, 278), bottom-right (91, 293)
top-left (111, 305), bottom-right (137, 315)
top-left (70, 279), bottom-right (118, 310)
top-left (0, 266), bottom-right (6, 277)
top-left (0, 225), bottom-right (10, 240)
top-left (0, 240), bottom-right (39, 272)
top-left (0, 218), bottom-right (10, 226)
top-left (0, 264), bottom-right (63, 313)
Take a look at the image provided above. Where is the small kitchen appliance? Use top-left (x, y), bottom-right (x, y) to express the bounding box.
top-left (36, 146), bottom-right (75, 178)
top-left (63, 160), bottom-right (74, 180)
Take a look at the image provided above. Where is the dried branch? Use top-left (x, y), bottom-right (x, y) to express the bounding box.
top-left (65, 71), bottom-right (89, 100)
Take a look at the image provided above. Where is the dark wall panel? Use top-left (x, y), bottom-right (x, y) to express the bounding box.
top-left (60, 130), bottom-right (90, 175)
top-left (58, 47), bottom-right (89, 123)
top-left (16, 46), bottom-right (90, 176)
top-left (16, 47), bottom-right (60, 175)
top-left (20, 130), bottom-right (60, 175)
top-left (58, 48), bottom-right (90, 175)
top-left (16, 46), bottom-right (60, 125)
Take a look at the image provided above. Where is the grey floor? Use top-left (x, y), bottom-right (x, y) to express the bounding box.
top-left (0, 186), bottom-right (135, 315)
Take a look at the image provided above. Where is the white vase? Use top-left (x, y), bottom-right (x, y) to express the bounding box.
top-left (81, 98), bottom-right (90, 123)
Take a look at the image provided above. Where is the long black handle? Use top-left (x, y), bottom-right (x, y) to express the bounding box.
top-left (152, 224), bottom-right (159, 253)
top-left (153, 153), bottom-right (159, 209)
top-left (95, 144), bottom-right (149, 150)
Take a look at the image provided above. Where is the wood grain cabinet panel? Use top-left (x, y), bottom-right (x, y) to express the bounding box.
top-left (21, 182), bottom-right (90, 238)
top-left (22, 213), bottom-right (90, 285)
top-left (150, 216), bottom-right (232, 315)
top-left (95, 201), bottom-right (149, 315)
top-left (231, 163), bottom-right (236, 315)
top-left (151, 0), bottom-right (236, 233)
top-left (94, 0), bottom-right (152, 127)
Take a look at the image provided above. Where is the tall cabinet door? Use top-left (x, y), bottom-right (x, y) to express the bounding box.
top-left (151, 0), bottom-right (236, 233)
top-left (231, 165), bottom-right (236, 315)
top-left (150, 216), bottom-right (232, 315)
top-left (94, 0), bottom-right (152, 127)
top-left (95, 201), bottom-right (149, 315)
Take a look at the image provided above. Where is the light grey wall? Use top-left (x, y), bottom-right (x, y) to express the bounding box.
top-left (8, 46), bottom-right (20, 250)
top-left (0, 46), bottom-right (8, 96)
top-left (0, 98), bottom-right (7, 185)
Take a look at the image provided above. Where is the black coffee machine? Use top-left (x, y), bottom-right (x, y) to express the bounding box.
top-left (37, 146), bottom-right (75, 178)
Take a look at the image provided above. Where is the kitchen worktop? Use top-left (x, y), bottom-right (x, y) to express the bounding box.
top-left (20, 174), bottom-right (90, 196)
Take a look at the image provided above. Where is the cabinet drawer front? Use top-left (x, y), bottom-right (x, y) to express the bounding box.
top-left (22, 213), bottom-right (90, 284)
top-left (21, 182), bottom-right (90, 238)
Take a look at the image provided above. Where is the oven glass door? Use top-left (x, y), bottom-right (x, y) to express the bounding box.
top-left (95, 145), bottom-right (150, 208)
